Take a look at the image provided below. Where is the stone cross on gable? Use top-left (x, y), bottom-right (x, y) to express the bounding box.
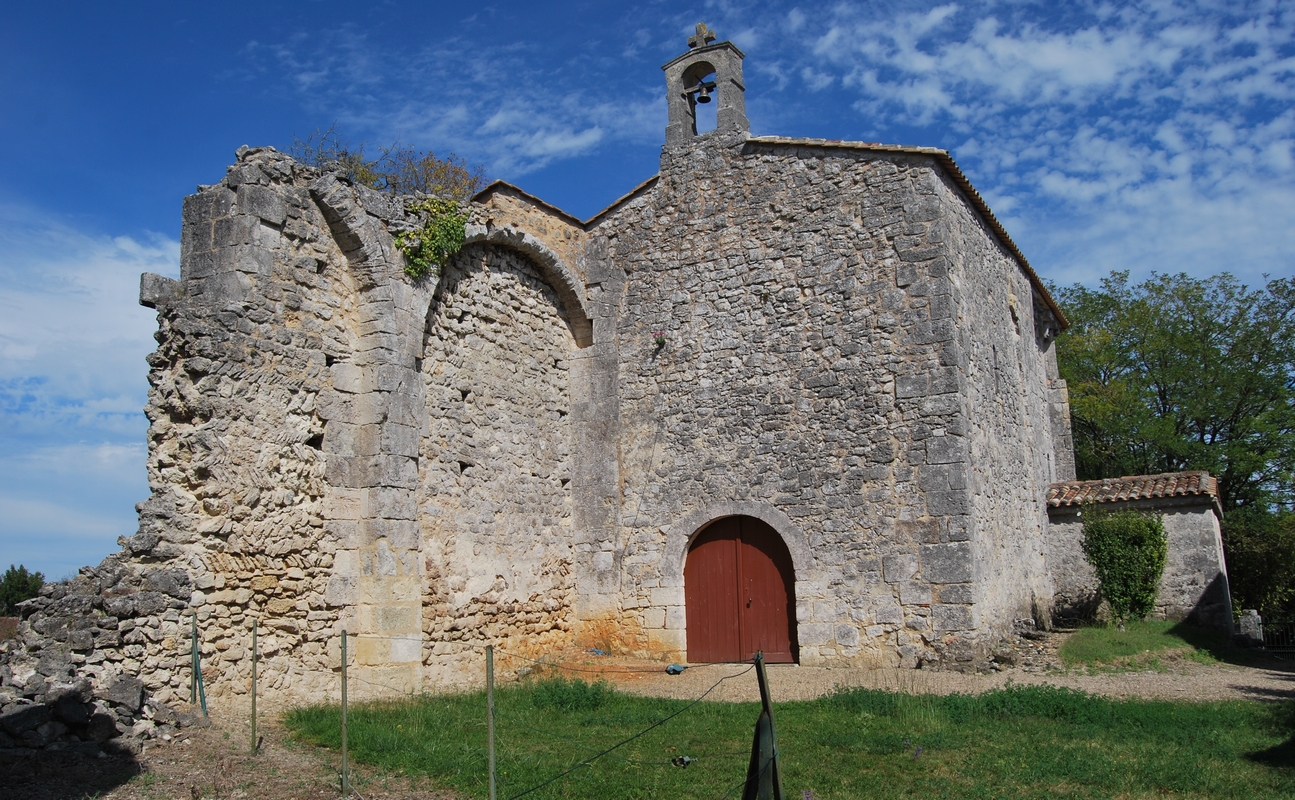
top-left (688, 22), bottom-right (716, 49)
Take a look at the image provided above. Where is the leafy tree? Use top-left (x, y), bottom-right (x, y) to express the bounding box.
top-left (1081, 509), bottom-right (1168, 623)
top-left (0, 564), bottom-right (43, 616)
top-left (289, 125), bottom-right (486, 200)
top-left (1221, 508), bottom-right (1295, 619)
top-left (1054, 271), bottom-right (1295, 512)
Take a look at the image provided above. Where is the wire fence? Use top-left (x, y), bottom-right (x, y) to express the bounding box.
top-left (185, 621), bottom-right (785, 799)
top-left (326, 634), bottom-right (781, 800)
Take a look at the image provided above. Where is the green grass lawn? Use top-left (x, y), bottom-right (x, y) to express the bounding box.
top-left (285, 677), bottom-right (1295, 799)
top-left (1057, 619), bottom-right (1240, 668)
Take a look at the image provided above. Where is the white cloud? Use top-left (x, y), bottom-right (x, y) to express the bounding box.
top-left (234, 1), bottom-right (1294, 290)
top-left (0, 204), bottom-right (177, 441)
top-left (765, 1), bottom-right (1295, 287)
top-left (252, 28), bottom-right (666, 177)
top-left (0, 206), bottom-right (170, 577)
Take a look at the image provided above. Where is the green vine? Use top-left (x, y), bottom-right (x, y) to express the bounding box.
top-left (1081, 506), bottom-right (1168, 623)
top-left (394, 198), bottom-right (467, 279)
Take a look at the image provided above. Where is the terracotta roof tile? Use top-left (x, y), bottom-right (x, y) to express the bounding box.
top-left (1047, 471), bottom-right (1219, 507)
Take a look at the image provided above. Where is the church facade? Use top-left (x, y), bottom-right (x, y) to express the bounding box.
top-left (76, 28), bottom-right (1218, 706)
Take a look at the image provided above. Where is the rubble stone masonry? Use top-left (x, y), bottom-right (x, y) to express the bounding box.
top-left (6, 126), bottom-right (1075, 708)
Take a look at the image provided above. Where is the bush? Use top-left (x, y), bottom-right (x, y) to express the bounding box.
top-left (0, 564), bottom-right (43, 616)
top-left (1222, 508), bottom-right (1295, 620)
top-left (1081, 508), bottom-right (1167, 623)
top-left (288, 126), bottom-right (486, 200)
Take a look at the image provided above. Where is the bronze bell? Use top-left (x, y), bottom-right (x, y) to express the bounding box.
top-left (696, 85), bottom-right (712, 103)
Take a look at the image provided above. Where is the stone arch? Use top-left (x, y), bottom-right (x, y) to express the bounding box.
top-left (661, 500), bottom-right (814, 589)
top-left (462, 223), bottom-right (593, 348)
top-left (416, 241), bottom-right (577, 676)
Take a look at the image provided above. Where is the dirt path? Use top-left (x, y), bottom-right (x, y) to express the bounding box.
top-left (601, 655), bottom-right (1295, 705)
top-left (589, 630), bottom-right (1295, 705)
top-left (8, 633), bottom-right (1292, 799)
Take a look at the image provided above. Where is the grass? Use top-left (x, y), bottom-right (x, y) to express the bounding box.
top-left (1057, 619), bottom-right (1240, 669)
top-left (284, 676), bottom-right (1295, 799)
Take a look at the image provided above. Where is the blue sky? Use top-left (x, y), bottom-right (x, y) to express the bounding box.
top-left (2, 0), bottom-right (1292, 579)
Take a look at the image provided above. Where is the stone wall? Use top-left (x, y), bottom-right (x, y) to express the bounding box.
top-left (1047, 498), bottom-right (1233, 631)
top-left (943, 171), bottom-right (1060, 635)
top-left (133, 147), bottom-right (353, 705)
top-left (156, 147), bottom-right (592, 700)
top-left (573, 132), bottom-right (1068, 667)
top-left (416, 243), bottom-right (578, 685)
top-left (1, 559), bottom-right (209, 754)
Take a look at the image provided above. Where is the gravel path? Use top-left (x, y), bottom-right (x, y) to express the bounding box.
top-left (550, 633), bottom-right (1295, 705)
top-left (601, 658), bottom-right (1295, 704)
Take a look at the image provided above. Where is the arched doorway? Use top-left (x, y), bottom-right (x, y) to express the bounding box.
top-left (684, 516), bottom-right (798, 663)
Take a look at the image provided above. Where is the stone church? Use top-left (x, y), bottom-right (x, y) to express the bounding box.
top-left (13, 27), bottom-right (1229, 708)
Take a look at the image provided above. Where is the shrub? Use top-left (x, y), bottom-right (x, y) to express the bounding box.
top-left (1081, 507), bottom-right (1167, 623)
top-left (0, 564), bottom-right (43, 616)
top-left (393, 197), bottom-right (467, 279)
top-left (289, 125), bottom-right (486, 200)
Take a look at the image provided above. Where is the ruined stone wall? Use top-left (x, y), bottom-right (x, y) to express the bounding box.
top-left (1, 148), bottom-right (360, 717)
top-left (475, 186), bottom-right (590, 278)
top-left (125, 150), bottom-right (593, 699)
top-left (140, 147), bottom-right (354, 704)
top-left (589, 134), bottom-right (982, 667)
top-left (417, 243), bottom-right (577, 685)
top-left (941, 175), bottom-right (1059, 635)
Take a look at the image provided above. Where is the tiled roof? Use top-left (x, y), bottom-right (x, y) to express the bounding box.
top-left (1047, 471), bottom-right (1219, 507)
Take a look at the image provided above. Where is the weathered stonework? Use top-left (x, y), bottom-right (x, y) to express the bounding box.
top-left (1046, 473), bottom-right (1233, 631)
top-left (3, 31), bottom-right (1231, 710)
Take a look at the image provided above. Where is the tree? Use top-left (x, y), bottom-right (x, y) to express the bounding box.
top-left (289, 126), bottom-right (486, 200)
top-left (0, 564), bottom-right (43, 616)
top-left (1221, 508), bottom-right (1295, 618)
top-left (1081, 508), bottom-right (1168, 623)
top-left (1054, 271), bottom-right (1295, 512)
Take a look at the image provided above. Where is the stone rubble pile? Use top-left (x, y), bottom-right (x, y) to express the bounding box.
top-left (0, 555), bottom-right (208, 755)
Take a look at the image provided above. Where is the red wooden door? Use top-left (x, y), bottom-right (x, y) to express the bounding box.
top-left (684, 516), bottom-right (797, 663)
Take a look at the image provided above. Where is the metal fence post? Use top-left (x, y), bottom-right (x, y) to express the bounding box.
top-left (251, 618), bottom-right (258, 754)
top-left (341, 629), bottom-right (349, 796)
top-left (191, 612), bottom-right (208, 717)
top-left (190, 612), bottom-right (198, 704)
top-left (487, 644), bottom-right (497, 800)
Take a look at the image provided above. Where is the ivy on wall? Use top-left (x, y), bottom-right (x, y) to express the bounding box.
top-left (1081, 507), bottom-right (1168, 623)
top-left (394, 198), bottom-right (468, 279)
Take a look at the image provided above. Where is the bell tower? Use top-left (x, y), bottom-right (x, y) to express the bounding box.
top-left (662, 23), bottom-right (749, 146)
